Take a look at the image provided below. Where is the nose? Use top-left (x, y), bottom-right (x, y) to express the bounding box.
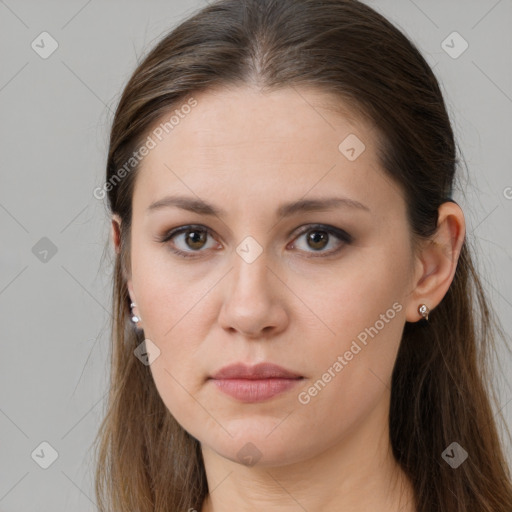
top-left (217, 253), bottom-right (289, 339)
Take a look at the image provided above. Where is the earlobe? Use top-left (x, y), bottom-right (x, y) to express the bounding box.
top-left (405, 201), bottom-right (466, 322)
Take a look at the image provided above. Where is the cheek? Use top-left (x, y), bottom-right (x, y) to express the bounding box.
top-left (131, 253), bottom-right (220, 388)
top-left (291, 288), bottom-right (405, 440)
top-left (148, 358), bottom-right (204, 437)
top-left (137, 282), bottom-right (215, 391)
top-left (297, 246), bottom-right (408, 343)
top-left (132, 242), bottom-right (218, 339)
top-left (294, 246), bottom-right (408, 396)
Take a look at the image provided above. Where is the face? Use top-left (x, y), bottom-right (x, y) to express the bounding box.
top-left (122, 85), bottom-right (419, 467)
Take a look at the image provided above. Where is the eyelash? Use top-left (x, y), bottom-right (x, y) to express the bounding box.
top-left (157, 223), bottom-right (353, 259)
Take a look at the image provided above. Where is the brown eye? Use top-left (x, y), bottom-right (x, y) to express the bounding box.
top-left (290, 224), bottom-right (352, 257)
top-left (305, 230), bottom-right (329, 251)
top-left (183, 229), bottom-right (208, 250)
top-left (159, 225), bottom-right (219, 258)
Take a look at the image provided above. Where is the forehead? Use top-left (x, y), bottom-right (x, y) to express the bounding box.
top-left (151, 85), bottom-right (368, 158)
top-left (132, 85), bottom-right (404, 218)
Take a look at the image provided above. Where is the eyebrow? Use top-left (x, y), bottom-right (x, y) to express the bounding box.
top-left (146, 194), bottom-right (370, 217)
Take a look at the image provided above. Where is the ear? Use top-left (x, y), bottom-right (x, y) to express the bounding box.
top-left (405, 201), bottom-right (466, 322)
top-left (111, 214), bottom-right (122, 255)
top-left (111, 214), bottom-right (136, 304)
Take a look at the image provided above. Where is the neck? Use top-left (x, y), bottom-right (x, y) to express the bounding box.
top-left (199, 393), bottom-right (417, 512)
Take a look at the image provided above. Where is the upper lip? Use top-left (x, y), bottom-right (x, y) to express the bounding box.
top-left (210, 362), bottom-right (303, 380)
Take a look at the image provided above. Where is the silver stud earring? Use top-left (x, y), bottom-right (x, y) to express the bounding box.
top-left (130, 302), bottom-right (140, 324)
top-left (418, 304), bottom-right (430, 321)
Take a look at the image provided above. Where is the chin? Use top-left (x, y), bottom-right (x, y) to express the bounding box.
top-left (200, 424), bottom-right (314, 468)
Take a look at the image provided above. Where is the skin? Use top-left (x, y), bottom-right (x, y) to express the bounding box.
top-left (111, 84), bottom-right (465, 512)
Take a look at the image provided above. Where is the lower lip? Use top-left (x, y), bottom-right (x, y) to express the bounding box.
top-left (210, 378), bottom-right (303, 403)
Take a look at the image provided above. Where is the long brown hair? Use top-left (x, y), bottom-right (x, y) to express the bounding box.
top-left (94, 1), bottom-right (512, 510)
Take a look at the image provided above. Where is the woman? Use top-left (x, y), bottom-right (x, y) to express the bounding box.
top-left (94, 0), bottom-right (512, 510)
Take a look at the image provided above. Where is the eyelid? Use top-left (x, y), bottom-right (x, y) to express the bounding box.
top-left (156, 224), bottom-right (208, 240)
top-left (291, 223), bottom-right (353, 243)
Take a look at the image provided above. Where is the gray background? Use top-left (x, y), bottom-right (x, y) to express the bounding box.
top-left (0, 0), bottom-right (511, 510)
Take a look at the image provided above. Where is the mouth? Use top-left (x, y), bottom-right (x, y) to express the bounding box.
top-left (208, 362), bottom-right (304, 403)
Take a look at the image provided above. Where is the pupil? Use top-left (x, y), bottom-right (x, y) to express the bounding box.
top-left (308, 230), bottom-right (328, 250)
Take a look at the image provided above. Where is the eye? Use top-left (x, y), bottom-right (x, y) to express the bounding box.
top-left (158, 223), bottom-right (352, 259)
top-left (288, 224), bottom-right (352, 257)
top-left (158, 225), bottom-right (219, 258)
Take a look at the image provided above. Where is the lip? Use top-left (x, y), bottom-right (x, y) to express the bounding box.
top-left (209, 363), bottom-right (304, 403)
top-left (210, 362), bottom-right (303, 380)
